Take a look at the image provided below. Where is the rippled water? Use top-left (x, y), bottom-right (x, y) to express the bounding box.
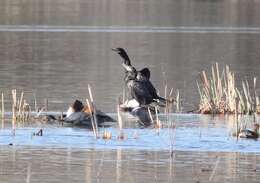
top-left (1, 114), bottom-right (260, 183)
top-left (1, 1), bottom-right (260, 182)
top-left (1, 148), bottom-right (260, 183)
top-left (0, 114), bottom-right (259, 152)
top-left (0, 148), bottom-right (260, 183)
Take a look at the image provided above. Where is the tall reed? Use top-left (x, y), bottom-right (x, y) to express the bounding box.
top-left (88, 84), bottom-right (99, 138)
top-left (12, 89), bottom-right (17, 135)
top-left (198, 63), bottom-right (259, 114)
top-left (117, 104), bottom-right (125, 139)
top-left (1, 92), bottom-right (4, 129)
top-left (1, 92), bottom-right (4, 119)
top-left (86, 98), bottom-right (98, 138)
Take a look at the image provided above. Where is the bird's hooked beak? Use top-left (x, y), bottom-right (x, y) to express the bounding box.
top-left (122, 63), bottom-right (134, 72)
top-left (111, 48), bottom-right (119, 53)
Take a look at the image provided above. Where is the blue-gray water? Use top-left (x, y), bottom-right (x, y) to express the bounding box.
top-left (1, 1), bottom-right (260, 182)
top-left (0, 114), bottom-right (260, 153)
top-left (1, 114), bottom-right (260, 183)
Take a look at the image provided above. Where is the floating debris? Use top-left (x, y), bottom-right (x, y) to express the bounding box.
top-left (102, 130), bottom-right (112, 140)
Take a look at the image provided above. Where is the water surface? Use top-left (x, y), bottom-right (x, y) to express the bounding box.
top-left (0, 0), bottom-right (260, 112)
top-left (1, 1), bottom-right (260, 182)
top-left (1, 114), bottom-right (259, 153)
top-left (1, 114), bottom-right (260, 183)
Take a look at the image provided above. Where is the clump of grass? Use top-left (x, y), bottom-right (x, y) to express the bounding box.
top-left (197, 63), bottom-right (259, 114)
top-left (11, 90), bottom-right (31, 123)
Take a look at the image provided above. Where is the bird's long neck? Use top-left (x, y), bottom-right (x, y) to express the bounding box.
top-left (119, 52), bottom-right (131, 66)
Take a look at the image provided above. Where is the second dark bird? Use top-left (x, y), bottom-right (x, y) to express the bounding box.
top-left (112, 47), bottom-right (168, 107)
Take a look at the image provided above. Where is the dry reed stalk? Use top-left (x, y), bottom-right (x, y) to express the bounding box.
top-left (166, 88), bottom-right (175, 158)
top-left (175, 90), bottom-right (180, 113)
top-left (148, 107), bottom-right (154, 124)
top-left (33, 93), bottom-right (38, 112)
top-left (242, 81), bottom-right (251, 113)
top-left (86, 98), bottom-right (98, 138)
top-left (164, 84), bottom-right (168, 114)
top-left (197, 63), bottom-right (260, 114)
top-left (1, 92), bottom-right (4, 129)
top-left (122, 87), bottom-right (125, 104)
top-left (117, 105), bottom-right (125, 139)
top-left (17, 91), bottom-right (24, 121)
top-left (88, 84), bottom-right (99, 138)
top-left (169, 88), bottom-right (174, 97)
top-left (235, 98), bottom-right (239, 140)
top-left (22, 100), bottom-right (30, 122)
top-left (12, 89), bottom-right (17, 135)
top-left (253, 77), bottom-right (257, 118)
top-left (155, 106), bottom-right (161, 134)
top-left (1, 92), bottom-right (4, 119)
top-left (44, 98), bottom-right (48, 112)
top-left (226, 69), bottom-right (236, 113)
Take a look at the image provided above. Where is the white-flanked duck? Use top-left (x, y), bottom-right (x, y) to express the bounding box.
top-left (63, 100), bottom-right (115, 127)
top-left (238, 124), bottom-right (260, 139)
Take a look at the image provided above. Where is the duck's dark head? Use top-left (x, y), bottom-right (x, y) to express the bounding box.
top-left (139, 68), bottom-right (150, 80)
top-left (112, 47), bottom-right (131, 66)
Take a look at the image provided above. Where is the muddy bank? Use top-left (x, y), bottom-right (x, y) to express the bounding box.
top-left (0, 148), bottom-right (259, 183)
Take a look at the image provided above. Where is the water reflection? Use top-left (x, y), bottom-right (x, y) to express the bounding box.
top-left (0, 148), bottom-right (260, 183)
top-left (0, 0), bottom-right (260, 27)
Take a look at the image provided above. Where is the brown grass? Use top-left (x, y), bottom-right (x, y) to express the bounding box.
top-left (198, 63), bottom-right (259, 115)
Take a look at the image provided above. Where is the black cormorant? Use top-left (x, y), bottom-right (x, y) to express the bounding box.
top-left (112, 47), bottom-right (168, 106)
